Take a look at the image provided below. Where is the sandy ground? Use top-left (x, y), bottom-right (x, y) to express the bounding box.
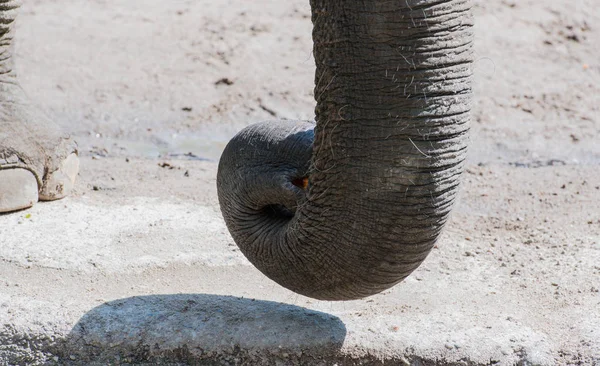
top-left (1, 0), bottom-right (599, 365)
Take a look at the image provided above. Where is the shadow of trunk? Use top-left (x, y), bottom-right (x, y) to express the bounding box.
top-left (54, 294), bottom-right (346, 364)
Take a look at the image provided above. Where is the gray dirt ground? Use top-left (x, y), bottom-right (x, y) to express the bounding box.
top-left (1, 0), bottom-right (599, 365)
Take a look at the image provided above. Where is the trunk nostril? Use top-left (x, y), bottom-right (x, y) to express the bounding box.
top-left (292, 177), bottom-right (309, 190)
top-left (262, 204), bottom-right (294, 219)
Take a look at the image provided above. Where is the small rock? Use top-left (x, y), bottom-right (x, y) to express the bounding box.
top-left (215, 77), bottom-right (234, 86)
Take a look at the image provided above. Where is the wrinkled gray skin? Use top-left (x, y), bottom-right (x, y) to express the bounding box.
top-left (218, 0), bottom-right (474, 300)
top-left (0, 0), bottom-right (79, 213)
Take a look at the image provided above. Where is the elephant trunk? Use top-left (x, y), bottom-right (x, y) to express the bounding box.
top-left (218, 0), bottom-right (473, 300)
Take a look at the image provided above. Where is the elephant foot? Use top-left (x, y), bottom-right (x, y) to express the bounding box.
top-left (0, 83), bottom-right (79, 213)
